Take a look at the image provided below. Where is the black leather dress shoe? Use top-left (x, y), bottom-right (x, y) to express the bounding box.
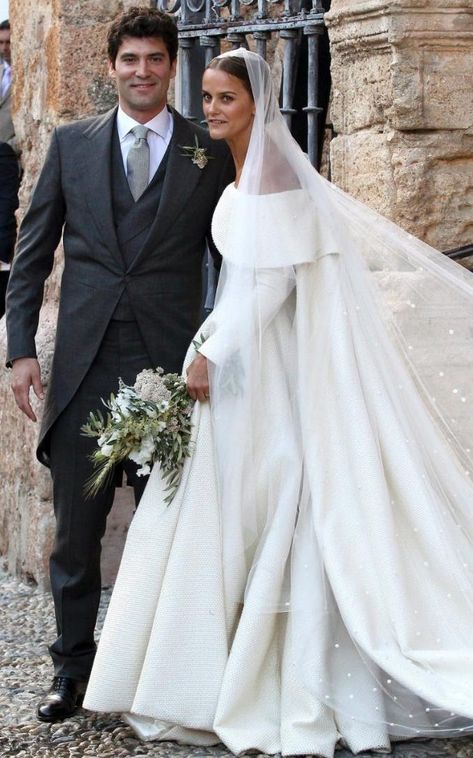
top-left (37, 676), bottom-right (87, 722)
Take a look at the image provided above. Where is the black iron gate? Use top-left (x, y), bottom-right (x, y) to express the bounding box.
top-left (155, 0), bottom-right (331, 169)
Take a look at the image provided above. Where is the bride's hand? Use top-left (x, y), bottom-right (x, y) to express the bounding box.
top-left (186, 354), bottom-right (210, 402)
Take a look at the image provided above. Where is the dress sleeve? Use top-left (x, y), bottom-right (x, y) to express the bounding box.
top-left (198, 266), bottom-right (295, 366)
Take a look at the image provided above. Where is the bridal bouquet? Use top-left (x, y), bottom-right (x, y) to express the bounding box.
top-left (81, 368), bottom-right (194, 504)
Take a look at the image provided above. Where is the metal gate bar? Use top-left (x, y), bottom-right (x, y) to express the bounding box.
top-left (156, 0), bottom-right (327, 167)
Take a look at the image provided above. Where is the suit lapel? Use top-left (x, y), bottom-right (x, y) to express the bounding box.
top-left (82, 108), bottom-right (122, 266)
top-left (127, 108), bottom-right (206, 271)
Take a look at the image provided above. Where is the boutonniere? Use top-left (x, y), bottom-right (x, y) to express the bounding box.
top-left (180, 135), bottom-right (214, 170)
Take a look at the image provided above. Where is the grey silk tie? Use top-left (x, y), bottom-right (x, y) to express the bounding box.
top-left (126, 125), bottom-right (150, 201)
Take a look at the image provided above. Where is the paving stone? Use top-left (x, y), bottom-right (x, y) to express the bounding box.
top-left (1, 566), bottom-right (473, 758)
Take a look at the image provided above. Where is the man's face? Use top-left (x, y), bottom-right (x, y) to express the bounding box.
top-left (109, 36), bottom-right (176, 123)
top-left (0, 28), bottom-right (11, 65)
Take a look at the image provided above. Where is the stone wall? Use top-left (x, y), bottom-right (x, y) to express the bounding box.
top-left (1, 0), bottom-right (472, 587)
top-left (326, 0), bottom-right (473, 250)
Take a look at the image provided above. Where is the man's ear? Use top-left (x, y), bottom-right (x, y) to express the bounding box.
top-left (170, 58), bottom-right (177, 80)
top-left (108, 60), bottom-right (116, 79)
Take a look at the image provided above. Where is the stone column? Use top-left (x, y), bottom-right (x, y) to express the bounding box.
top-left (326, 0), bottom-right (473, 250)
top-left (0, 0), bottom-right (138, 586)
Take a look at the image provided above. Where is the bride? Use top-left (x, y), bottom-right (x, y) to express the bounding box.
top-left (84, 49), bottom-right (473, 756)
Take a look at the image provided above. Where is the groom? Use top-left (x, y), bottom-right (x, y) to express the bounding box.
top-left (6, 7), bottom-right (232, 722)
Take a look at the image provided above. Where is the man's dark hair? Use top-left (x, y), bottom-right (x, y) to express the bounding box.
top-left (0, 20), bottom-right (10, 30)
top-left (107, 7), bottom-right (178, 65)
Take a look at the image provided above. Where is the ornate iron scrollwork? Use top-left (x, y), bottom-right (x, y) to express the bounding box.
top-left (156, 0), bottom-right (329, 169)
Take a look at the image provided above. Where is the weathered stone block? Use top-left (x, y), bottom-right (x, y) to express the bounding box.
top-left (327, 0), bottom-right (473, 134)
top-left (331, 129), bottom-right (473, 249)
top-left (330, 131), bottom-right (396, 217)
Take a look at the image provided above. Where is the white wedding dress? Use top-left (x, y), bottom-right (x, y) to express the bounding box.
top-left (84, 49), bottom-right (473, 757)
top-left (84, 183), bottom-right (473, 756)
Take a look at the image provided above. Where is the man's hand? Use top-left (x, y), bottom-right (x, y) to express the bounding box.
top-left (186, 354), bottom-right (209, 403)
top-left (10, 357), bottom-right (45, 422)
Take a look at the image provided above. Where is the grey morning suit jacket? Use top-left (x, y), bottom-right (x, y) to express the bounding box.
top-left (6, 106), bottom-right (233, 465)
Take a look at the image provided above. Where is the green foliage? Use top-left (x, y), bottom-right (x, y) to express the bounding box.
top-left (81, 371), bottom-right (194, 505)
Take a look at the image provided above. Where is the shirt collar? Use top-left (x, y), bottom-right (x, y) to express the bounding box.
top-left (117, 105), bottom-right (172, 142)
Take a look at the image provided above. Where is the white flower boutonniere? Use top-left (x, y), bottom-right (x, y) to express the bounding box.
top-left (180, 135), bottom-right (213, 170)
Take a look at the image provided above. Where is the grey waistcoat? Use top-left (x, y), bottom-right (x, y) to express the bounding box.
top-left (111, 130), bottom-right (170, 320)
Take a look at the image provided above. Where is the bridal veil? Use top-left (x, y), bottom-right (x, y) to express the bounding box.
top-left (199, 48), bottom-right (473, 738)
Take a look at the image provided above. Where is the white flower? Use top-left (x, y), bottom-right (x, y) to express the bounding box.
top-left (134, 369), bottom-right (172, 405)
top-left (144, 407), bottom-right (158, 419)
top-left (179, 136), bottom-right (213, 170)
top-left (128, 435), bottom-right (155, 468)
top-left (193, 154), bottom-right (208, 169)
top-left (100, 444), bottom-right (114, 457)
top-left (167, 418), bottom-right (179, 432)
top-left (82, 369), bottom-right (193, 503)
top-left (115, 393), bottom-right (132, 416)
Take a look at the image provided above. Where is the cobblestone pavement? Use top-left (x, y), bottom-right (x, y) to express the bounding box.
top-left (2, 568), bottom-right (473, 758)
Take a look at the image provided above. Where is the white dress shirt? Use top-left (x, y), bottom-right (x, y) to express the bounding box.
top-left (116, 105), bottom-right (173, 184)
top-left (0, 60), bottom-right (11, 99)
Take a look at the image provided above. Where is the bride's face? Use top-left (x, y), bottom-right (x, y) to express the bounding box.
top-left (202, 68), bottom-right (255, 146)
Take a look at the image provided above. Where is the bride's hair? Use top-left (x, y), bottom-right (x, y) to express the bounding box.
top-left (205, 55), bottom-right (253, 99)
top-left (207, 49), bottom-right (300, 194)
